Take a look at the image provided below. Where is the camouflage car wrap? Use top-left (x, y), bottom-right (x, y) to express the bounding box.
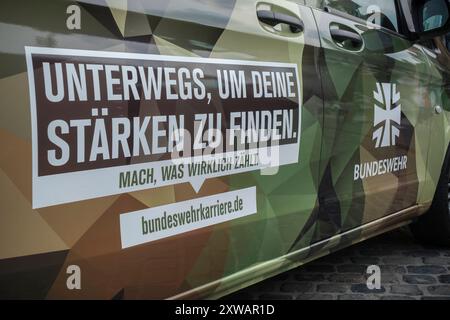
top-left (0, 0), bottom-right (449, 299)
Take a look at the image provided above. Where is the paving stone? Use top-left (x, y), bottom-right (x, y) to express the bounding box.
top-left (349, 257), bottom-right (380, 264)
top-left (407, 265), bottom-right (447, 274)
top-left (280, 282), bottom-right (314, 293)
top-left (320, 255), bottom-right (347, 264)
top-left (403, 250), bottom-right (440, 257)
top-left (377, 244), bottom-right (423, 251)
top-left (302, 263), bottom-right (335, 273)
top-left (293, 273), bottom-right (325, 282)
top-left (253, 282), bottom-right (277, 292)
top-left (258, 294), bottom-right (293, 300)
top-left (326, 273), bottom-right (365, 283)
top-left (336, 265), bottom-right (367, 273)
top-left (381, 295), bottom-right (416, 300)
top-left (379, 274), bottom-right (401, 284)
top-left (390, 285), bottom-right (423, 296)
top-left (359, 249), bottom-right (397, 256)
top-left (227, 292), bottom-right (255, 300)
top-left (351, 283), bottom-right (386, 294)
top-left (296, 293), bottom-right (334, 300)
top-left (421, 245), bottom-right (445, 251)
top-left (438, 275), bottom-right (450, 284)
top-left (226, 228), bottom-right (450, 300)
top-left (426, 285), bottom-right (450, 296)
top-left (302, 264), bottom-right (335, 273)
top-left (381, 265), bottom-right (407, 274)
top-left (403, 275), bottom-right (437, 285)
top-left (338, 294), bottom-right (367, 300)
top-left (317, 284), bottom-right (348, 293)
top-left (423, 257), bottom-right (450, 265)
top-left (382, 256), bottom-right (422, 265)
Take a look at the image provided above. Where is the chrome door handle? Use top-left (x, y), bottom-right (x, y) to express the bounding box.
top-left (257, 10), bottom-right (304, 33)
top-left (330, 28), bottom-right (363, 47)
top-left (435, 105), bottom-right (443, 114)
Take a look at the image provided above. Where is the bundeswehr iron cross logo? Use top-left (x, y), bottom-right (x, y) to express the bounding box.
top-left (372, 82), bottom-right (401, 148)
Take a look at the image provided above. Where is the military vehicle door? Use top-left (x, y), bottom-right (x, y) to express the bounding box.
top-left (309, 0), bottom-right (430, 241)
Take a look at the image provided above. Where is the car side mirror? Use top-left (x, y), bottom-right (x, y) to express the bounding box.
top-left (400, 0), bottom-right (450, 41)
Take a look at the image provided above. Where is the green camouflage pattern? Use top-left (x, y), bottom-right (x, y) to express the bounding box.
top-left (0, 0), bottom-right (449, 299)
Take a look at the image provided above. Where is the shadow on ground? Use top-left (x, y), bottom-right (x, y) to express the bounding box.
top-left (224, 227), bottom-right (450, 300)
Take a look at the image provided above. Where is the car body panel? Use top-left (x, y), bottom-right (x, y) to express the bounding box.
top-left (0, 0), bottom-right (449, 299)
top-left (312, 7), bottom-right (429, 237)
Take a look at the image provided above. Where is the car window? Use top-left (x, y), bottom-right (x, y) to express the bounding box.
top-left (323, 0), bottom-right (399, 32)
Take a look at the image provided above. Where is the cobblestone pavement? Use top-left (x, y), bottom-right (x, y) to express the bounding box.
top-left (224, 227), bottom-right (450, 300)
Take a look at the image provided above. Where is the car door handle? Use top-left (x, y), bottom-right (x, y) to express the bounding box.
top-left (330, 28), bottom-right (363, 47)
top-left (257, 10), bottom-right (304, 33)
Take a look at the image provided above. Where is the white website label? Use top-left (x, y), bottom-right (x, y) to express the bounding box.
top-left (119, 187), bottom-right (257, 248)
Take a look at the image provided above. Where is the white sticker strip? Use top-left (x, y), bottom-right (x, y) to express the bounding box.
top-left (119, 187), bottom-right (257, 249)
